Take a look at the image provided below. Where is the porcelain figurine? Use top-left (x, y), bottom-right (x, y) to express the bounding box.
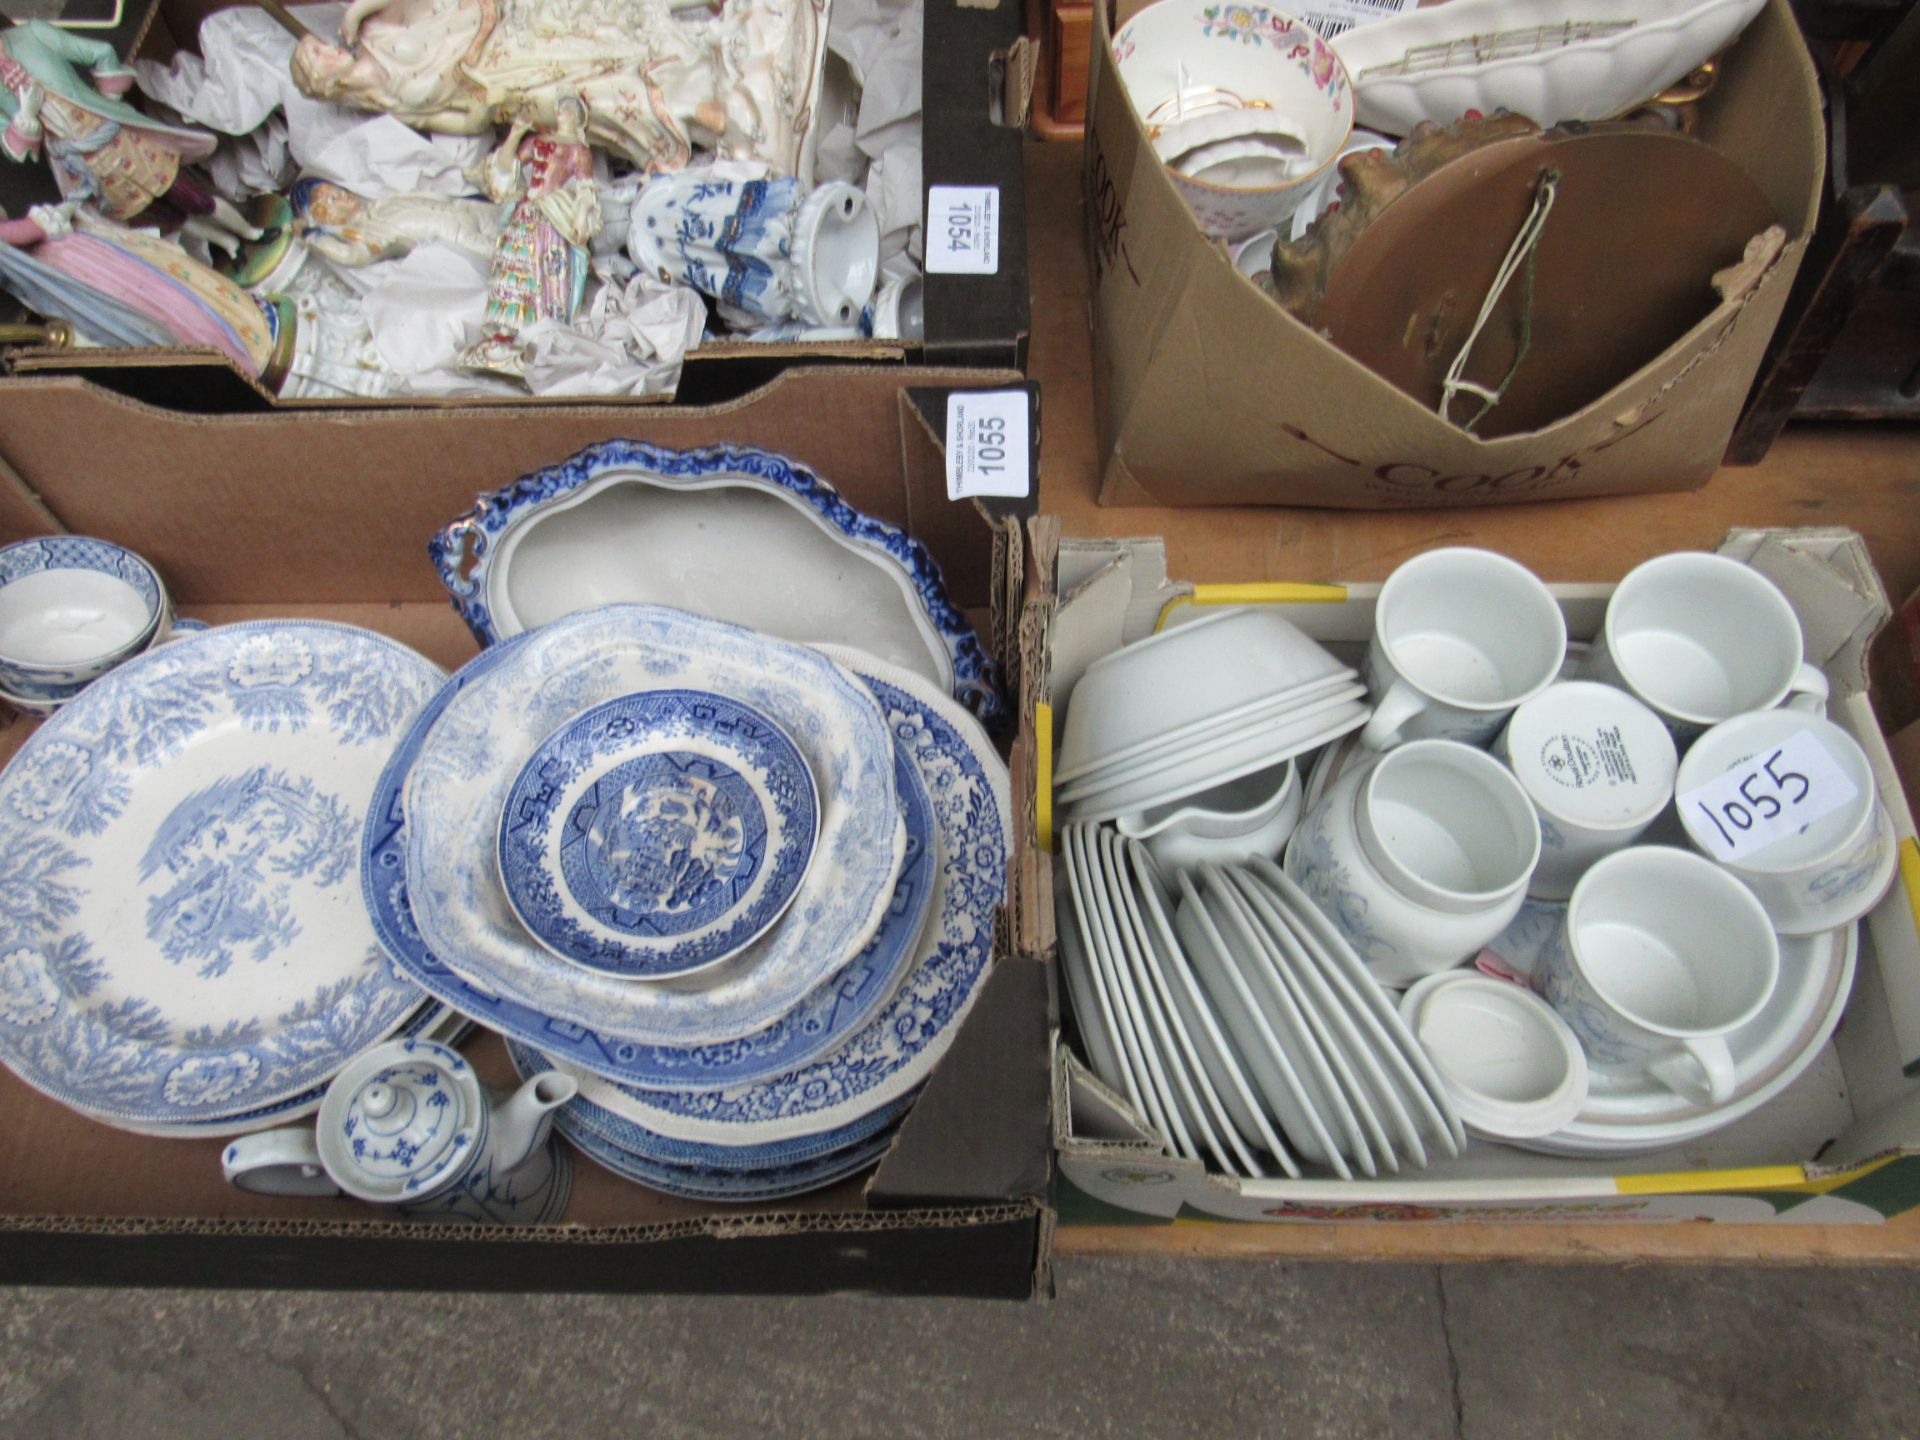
top-left (224, 197), bottom-right (400, 399)
top-left (222, 1038), bottom-right (577, 1224)
top-left (628, 164), bottom-right (878, 329)
top-left (288, 0), bottom-right (830, 182)
top-left (0, 205), bottom-right (276, 374)
top-left (461, 98), bottom-right (600, 376)
top-left (0, 21), bottom-right (259, 255)
top-left (289, 177), bottom-right (499, 268)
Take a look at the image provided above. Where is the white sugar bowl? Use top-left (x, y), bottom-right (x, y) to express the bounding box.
top-left (223, 1039), bottom-right (577, 1225)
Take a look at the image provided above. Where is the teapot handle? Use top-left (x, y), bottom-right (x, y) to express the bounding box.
top-left (221, 1127), bottom-right (341, 1198)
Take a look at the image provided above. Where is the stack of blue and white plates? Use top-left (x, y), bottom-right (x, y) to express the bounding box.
top-left (364, 608), bottom-right (1012, 1203)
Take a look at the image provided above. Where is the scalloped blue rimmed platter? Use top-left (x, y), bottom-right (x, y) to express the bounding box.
top-left (363, 627), bottom-right (942, 1091)
top-left (429, 440), bottom-right (1006, 729)
top-left (0, 620), bottom-right (441, 1127)
top-left (498, 689), bottom-right (819, 980)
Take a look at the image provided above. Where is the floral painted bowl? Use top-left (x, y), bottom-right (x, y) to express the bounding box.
top-left (1113, 0), bottom-right (1354, 241)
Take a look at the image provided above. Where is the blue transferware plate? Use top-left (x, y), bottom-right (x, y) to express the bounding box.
top-left (509, 1037), bottom-right (916, 1171)
top-left (498, 689), bottom-right (819, 980)
top-left (558, 1113), bottom-right (897, 1203)
top-left (403, 605), bottom-right (903, 1047)
top-left (0, 621), bottom-right (441, 1126)
top-left (429, 440), bottom-right (1006, 730)
top-left (564, 648), bottom-right (1011, 1146)
top-left (362, 632), bottom-right (941, 1090)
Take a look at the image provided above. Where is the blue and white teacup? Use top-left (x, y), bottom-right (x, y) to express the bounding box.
top-left (0, 536), bottom-right (169, 703)
top-left (1676, 710), bottom-right (1894, 937)
top-left (1535, 847), bottom-right (1779, 1106)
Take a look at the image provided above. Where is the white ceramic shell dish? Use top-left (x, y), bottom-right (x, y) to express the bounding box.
top-left (1334, 0), bottom-right (1771, 135)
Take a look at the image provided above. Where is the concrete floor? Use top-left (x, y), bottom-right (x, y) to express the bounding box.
top-left (1, 1259), bottom-right (1916, 1437)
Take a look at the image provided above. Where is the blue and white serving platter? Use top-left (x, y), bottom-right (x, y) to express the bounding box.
top-left (553, 647), bottom-right (1012, 1146)
top-left (429, 441), bottom-right (1007, 728)
top-left (366, 636), bottom-right (940, 1091)
top-left (498, 689), bottom-right (819, 980)
top-left (559, 1114), bottom-right (899, 1203)
top-left (509, 1038), bottom-right (918, 1171)
top-left (0, 621), bottom-right (442, 1127)
top-left (403, 605), bottom-right (904, 1047)
top-left (67, 999), bottom-right (465, 1139)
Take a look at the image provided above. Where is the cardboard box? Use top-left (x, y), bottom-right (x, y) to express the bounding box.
top-left (1040, 529), bottom-right (1920, 1225)
top-left (0, 366), bottom-right (1058, 1297)
top-left (0, 0), bottom-right (1030, 404)
top-left (1081, 0), bottom-right (1824, 508)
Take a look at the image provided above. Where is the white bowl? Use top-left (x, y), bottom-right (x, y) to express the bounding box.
top-left (1058, 608), bottom-right (1351, 781)
top-left (1114, 0), bottom-right (1356, 240)
top-left (1334, 0), bottom-right (1770, 136)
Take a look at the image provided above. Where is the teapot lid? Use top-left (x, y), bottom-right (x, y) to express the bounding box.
top-left (315, 1039), bottom-right (487, 1205)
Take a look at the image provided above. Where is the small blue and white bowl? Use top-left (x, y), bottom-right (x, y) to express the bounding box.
top-left (0, 536), bottom-right (170, 704)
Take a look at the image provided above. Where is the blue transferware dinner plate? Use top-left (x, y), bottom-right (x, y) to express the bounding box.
top-left (498, 689), bottom-right (818, 980)
top-left (560, 648), bottom-right (1012, 1147)
top-left (558, 1113), bottom-right (898, 1203)
top-left (362, 632), bottom-right (940, 1091)
top-left (0, 621), bottom-right (441, 1126)
top-left (508, 1036), bottom-right (918, 1171)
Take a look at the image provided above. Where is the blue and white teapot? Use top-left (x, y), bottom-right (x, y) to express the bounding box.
top-left (222, 1038), bottom-right (576, 1225)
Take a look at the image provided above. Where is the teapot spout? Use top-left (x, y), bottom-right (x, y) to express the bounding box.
top-left (492, 1071), bottom-right (578, 1172)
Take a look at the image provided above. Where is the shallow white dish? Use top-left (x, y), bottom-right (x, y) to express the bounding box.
top-left (1100, 828), bottom-right (1240, 1171)
top-left (550, 650), bottom-right (1011, 1146)
top-left (1334, 0), bottom-right (1770, 135)
top-left (1225, 866), bottom-right (1426, 1168)
top-left (404, 605), bottom-right (904, 1048)
top-left (433, 441), bottom-right (1003, 725)
top-left (0, 621), bottom-right (439, 1126)
top-left (1061, 699), bottom-right (1370, 825)
top-left (1056, 853), bottom-right (1132, 1101)
top-left (1127, 840), bottom-right (1297, 1175)
top-left (1057, 608), bottom-right (1353, 782)
top-left (1175, 867), bottom-right (1351, 1177)
top-left (1248, 857), bottom-right (1466, 1155)
top-left (1202, 868), bottom-right (1384, 1176)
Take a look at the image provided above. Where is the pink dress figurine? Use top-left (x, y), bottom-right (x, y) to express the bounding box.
top-left (0, 20), bottom-right (259, 254)
top-left (461, 97), bottom-right (600, 376)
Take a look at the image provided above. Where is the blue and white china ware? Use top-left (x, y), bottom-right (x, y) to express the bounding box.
top-left (429, 440), bottom-right (1006, 728)
top-left (498, 689), bottom-right (819, 979)
top-left (362, 633), bottom-right (940, 1093)
top-left (223, 1038), bottom-right (576, 1225)
top-left (529, 648), bottom-right (1012, 1172)
top-left (403, 605), bottom-right (907, 1048)
top-left (0, 621), bottom-right (440, 1128)
top-left (0, 535), bottom-right (169, 702)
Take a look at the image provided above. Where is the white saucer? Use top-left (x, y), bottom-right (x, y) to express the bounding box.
top-left (1771, 805), bottom-right (1899, 938)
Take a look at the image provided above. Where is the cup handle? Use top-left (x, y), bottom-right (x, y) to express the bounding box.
top-left (1360, 678), bottom-right (1427, 751)
top-left (221, 1127), bottom-right (340, 1198)
top-left (1647, 1035), bottom-right (1738, 1105)
top-left (1783, 663), bottom-right (1829, 717)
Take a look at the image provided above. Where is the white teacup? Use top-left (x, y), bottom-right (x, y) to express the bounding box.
top-left (1535, 846), bottom-right (1779, 1105)
top-left (1495, 681), bottom-right (1678, 901)
top-left (1676, 710), bottom-right (1896, 936)
top-left (1361, 547), bottom-right (1567, 750)
top-left (1286, 738), bottom-right (1542, 986)
top-left (1581, 552), bottom-right (1827, 740)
